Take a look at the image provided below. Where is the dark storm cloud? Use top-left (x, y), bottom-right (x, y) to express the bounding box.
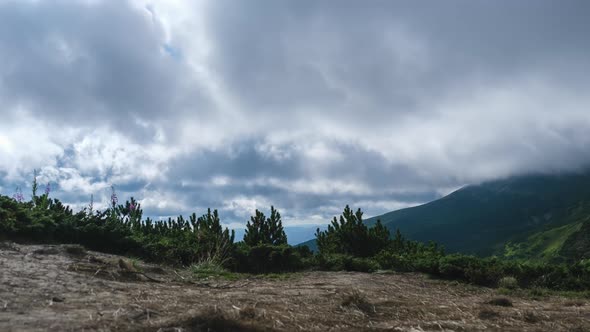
top-left (205, 0), bottom-right (590, 117)
top-left (0, 0), bottom-right (209, 141)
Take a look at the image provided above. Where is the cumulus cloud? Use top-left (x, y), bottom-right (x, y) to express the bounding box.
top-left (1, 0), bottom-right (589, 238)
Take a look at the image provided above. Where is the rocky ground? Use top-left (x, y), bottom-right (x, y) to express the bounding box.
top-left (1, 242), bottom-right (589, 331)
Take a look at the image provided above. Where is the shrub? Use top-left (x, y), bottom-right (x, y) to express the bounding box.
top-left (486, 297), bottom-right (513, 307)
top-left (438, 254), bottom-right (475, 280)
top-left (5, 181), bottom-right (590, 293)
top-left (349, 257), bottom-right (381, 272)
top-left (316, 254), bottom-right (380, 272)
top-left (412, 255), bottom-right (441, 274)
top-left (243, 206), bottom-right (287, 246)
top-left (375, 251), bottom-right (414, 271)
top-left (498, 276), bottom-right (519, 289)
top-left (191, 261), bottom-right (232, 278)
top-left (233, 243), bottom-right (305, 273)
top-left (316, 253), bottom-right (348, 271)
top-left (315, 205), bottom-right (389, 258)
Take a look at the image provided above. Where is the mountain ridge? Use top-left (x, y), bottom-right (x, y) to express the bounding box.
top-left (299, 171), bottom-right (590, 258)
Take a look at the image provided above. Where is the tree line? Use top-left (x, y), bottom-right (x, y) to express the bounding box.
top-left (1, 185), bottom-right (590, 291)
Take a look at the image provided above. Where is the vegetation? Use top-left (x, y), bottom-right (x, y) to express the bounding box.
top-left (2, 175), bottom-right (590, 292)
top-left (360, 172), bottom-right (590, 256)
top-left (315, 205), bottom-right (390, 257)
top-left (503, 201), bottom-right (590, 261)
top-left (243, 206), bottom-right (287, 246)
top-left (498, 276), bottom-right (519, 290)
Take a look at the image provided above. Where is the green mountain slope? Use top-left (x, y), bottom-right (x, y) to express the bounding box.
top-left (502, 200), bottom-right (590, 261)
top-left (297, 237), bottom-right (318, 252)
top-left (299, 172), bottom-right (590, 257)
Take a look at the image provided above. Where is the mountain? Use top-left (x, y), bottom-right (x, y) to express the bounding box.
top-left (298, 237), bottom-right (318, 252)
top-left (299, 171), bottom-right (590, 257)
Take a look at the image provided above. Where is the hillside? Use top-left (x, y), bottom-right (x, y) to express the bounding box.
top-left (2, 242), bottom-right (589, 331)
top-left (300, 171), bottom-right (590, 257)
top-left (504, 201), bottom-right (590, 261)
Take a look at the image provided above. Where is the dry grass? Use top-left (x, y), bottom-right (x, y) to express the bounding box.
top-left (340, 289), bottom-right (375, 315)
top-left (523, 310), bottom-right (540, 323)
top-left (564, 300), bottom-right (586, 307)
top-left (238, 306), bottom-right (258, 319)
top-left (1, 243), bottom-right (590, 332)
top-left (63, 244), bottom-right (87, 257)
top-left (478, 308), bottom-right (500, 320)
top-left (155, 307), bottom-right (268, 332)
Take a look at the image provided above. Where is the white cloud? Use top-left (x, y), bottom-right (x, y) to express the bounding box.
top-left (223, 195), bottom-right (273, 220)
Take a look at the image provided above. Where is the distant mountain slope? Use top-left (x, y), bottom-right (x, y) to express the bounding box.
top-left (504, 202), bottom-right (590, 261)
top-left (297, 238), bottom-right (318, 252)
top-left (299, 171), bottom-right (590, 257)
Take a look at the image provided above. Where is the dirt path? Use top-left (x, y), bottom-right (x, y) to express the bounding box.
top-left (1, 242), bottom-right (589, 331)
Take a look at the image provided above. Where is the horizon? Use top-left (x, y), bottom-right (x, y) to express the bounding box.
top-left (4, 168), bottom-right (587, 245)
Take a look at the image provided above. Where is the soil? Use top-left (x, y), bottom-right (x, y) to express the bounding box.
top-left (1, 242), bottom-right (589, 331)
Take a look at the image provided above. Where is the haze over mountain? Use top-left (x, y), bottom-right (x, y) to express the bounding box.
top-left (0, 1), bottom-right (589, 235)
top-left (300, 171), bottom-right (590, 258)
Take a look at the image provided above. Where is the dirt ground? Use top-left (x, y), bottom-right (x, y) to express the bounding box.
top-left (1, 242), bottom-right (589, 331)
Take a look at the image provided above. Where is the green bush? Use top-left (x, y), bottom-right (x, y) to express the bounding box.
top-left (374, 251), bottom-right (415, 271)
top-left (316, 254), bottom-right (380, 272)
top-left (243, 206), bottom-right (287, 246)
top-left (498, 276), bottom-right (519, 289)
top-left (315, 206), bottom-right (390, 257)
top-left (0, 193), bottom-right (236, 267)
top-left (316, 253), bottom-right (349, 271)
top-left (233, 243), bottom-right (306, 273)
top-left (437, 254), bottom-right (476, 280)
top-left (190, 261), bottom-right (236, 279)
top-left (4, 190), bottom-right (590, 292)
top-left (349, 257), bottom-right (381, 272)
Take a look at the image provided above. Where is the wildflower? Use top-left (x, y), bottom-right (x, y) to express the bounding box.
top-left (13, 186), bottom-right (24, 203)
top-left (110, 186), bottom-right (118, 207)
top-left (32, 169), bottom-right (38, 198)
top-left (129, 201), bottom-right (136, 211)
top-left (88, 194), bottom-right (94, 214)
top-left (44, 183), bottom-right (51, 196)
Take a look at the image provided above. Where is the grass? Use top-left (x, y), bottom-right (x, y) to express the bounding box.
top-left (189, 262), bottom-right (304, 281)
top-left (256, 272), bottom-right (301, 281)
top-left (498, 276), bottom-right (519, 289)
top-left (527, 222), bottom-right (582, 259)
top-left (504, 214), bottom-right (585, 261)
top-left (190, 261), bottom-right (240, 280)
top-left (127, 257), bottom-right (144, 272)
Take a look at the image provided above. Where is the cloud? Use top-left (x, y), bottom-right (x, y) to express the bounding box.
top-left (1, 0), bottom-right (589, 234)
top-left (0, 0), bottom-right (211, 142)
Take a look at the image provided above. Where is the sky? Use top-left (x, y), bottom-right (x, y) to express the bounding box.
top-left (1, 0), bottom-right (589, 243)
